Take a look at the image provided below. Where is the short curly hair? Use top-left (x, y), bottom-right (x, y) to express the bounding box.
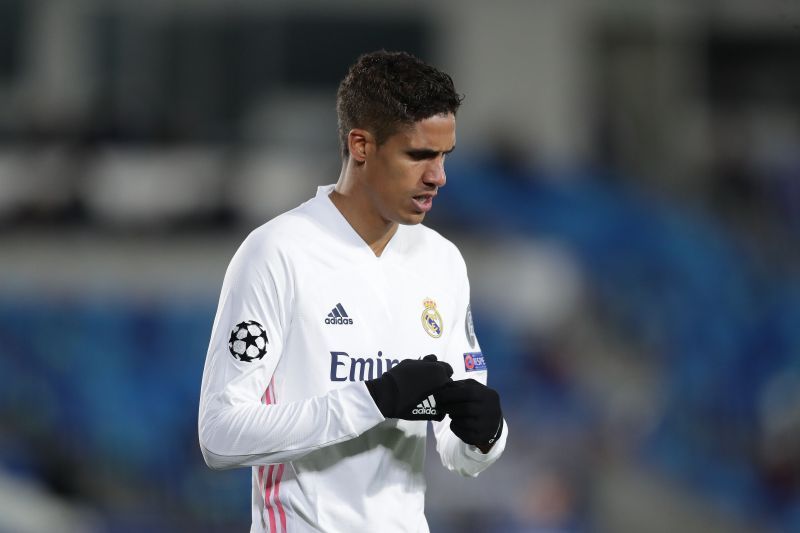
top-left (336, 50), bottom-right (463, 158)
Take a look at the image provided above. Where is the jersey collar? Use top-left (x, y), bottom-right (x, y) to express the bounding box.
top-left (314, 184), bottom-right (404, 260)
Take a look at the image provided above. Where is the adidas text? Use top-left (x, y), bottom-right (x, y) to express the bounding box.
top-left (325, 317), bottom-right (353, 325)
top-left (412, 407), bottom-right (438, 415)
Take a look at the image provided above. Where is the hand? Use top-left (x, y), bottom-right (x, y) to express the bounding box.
top-left (365, 354), bottom-right (453, 420)
top-left (435, 379), bottom-right (503, 452)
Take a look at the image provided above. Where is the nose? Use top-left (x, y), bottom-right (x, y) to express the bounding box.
top-left (423, 157), bottom-right (447, 188)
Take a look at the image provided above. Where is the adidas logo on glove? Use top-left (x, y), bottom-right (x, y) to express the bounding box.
top-left (412, 395), bottom-right (438, 416)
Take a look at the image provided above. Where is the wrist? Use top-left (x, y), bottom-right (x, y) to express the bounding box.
top-left (365, 374), bottom-right (397, 418)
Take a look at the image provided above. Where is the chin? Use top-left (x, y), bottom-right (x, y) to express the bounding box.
top-left (396, 213), bottom-right (425, 226)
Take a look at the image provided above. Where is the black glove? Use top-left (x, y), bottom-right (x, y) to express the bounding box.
top-left (435, 379), bottom-right (503, 451)
top-left (365, 354), bottom-right (453, 420)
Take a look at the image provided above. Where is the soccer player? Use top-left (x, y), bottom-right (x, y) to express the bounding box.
top-left (198, 50), bottom-right (507, 533)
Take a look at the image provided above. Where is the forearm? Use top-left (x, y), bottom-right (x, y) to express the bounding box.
top-left (199, 382), bottom-right (384, 469)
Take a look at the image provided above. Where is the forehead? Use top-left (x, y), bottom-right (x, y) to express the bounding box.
top-left (393, 113), bottom-right (456, 149)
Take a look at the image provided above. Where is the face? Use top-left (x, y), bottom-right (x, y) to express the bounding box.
top-left (361, 113), bottom-right (456, 226)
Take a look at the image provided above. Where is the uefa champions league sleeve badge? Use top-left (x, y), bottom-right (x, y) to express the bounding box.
top-left (228, 320), bottom-right (269, 362)
top-left (421, 298), bottom-right (443, 338)
top-left (465, 304), bottom-right (476, 348)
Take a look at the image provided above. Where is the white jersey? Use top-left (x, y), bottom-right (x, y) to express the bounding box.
top-left (199, 184), bottom-right (508, 533)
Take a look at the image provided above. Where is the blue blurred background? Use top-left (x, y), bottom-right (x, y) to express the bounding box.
top-left (1, 1), bottom-right (799, 532)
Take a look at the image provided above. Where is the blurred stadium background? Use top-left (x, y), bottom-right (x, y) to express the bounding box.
top-left (1, 0), bottom-right (799, 531)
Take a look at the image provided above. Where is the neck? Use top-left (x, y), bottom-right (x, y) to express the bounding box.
top-left (330, 165), bottom-right (397, 257)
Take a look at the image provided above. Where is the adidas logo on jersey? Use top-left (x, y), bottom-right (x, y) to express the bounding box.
top-left (412, 395), bottom-right (438, 416)
top-left (325, 303), bottom-right (354, 325)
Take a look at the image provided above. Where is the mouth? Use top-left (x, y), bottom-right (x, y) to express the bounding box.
top-left (411, 193), bottom-right (436, 213)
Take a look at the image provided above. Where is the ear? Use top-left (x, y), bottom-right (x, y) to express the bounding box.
top-left (347, 129), bottom-right (372, 163)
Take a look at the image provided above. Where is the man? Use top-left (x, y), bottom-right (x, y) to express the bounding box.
top-left (199, 50), bottom-right (507, 533)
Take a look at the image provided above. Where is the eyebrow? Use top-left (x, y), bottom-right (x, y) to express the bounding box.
top-left (406, 146), bottom-right (456, 159)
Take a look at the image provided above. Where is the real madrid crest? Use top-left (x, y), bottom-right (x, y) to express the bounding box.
top-left (421, 298), bottom-right (443, 338)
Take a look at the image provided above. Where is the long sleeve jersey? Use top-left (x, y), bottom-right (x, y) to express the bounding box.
top-left (198, 184), bottom-right (508, 533)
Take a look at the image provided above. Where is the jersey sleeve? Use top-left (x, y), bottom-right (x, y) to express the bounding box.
top-left (432, 248), bottom-right (508, 476)
top-left (198, 228), bottom-right (384, 469)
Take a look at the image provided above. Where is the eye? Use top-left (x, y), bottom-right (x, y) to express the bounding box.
top-left (408, 150), bottom-right (433, 161)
